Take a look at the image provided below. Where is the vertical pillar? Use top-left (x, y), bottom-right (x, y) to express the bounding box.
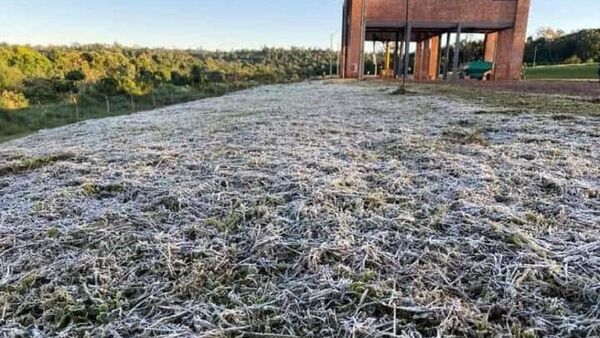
top-left (358, 0), bottom-right (366, 79)
top-left (419, 38), bottom-right (431, 80)
top-left (372, 41), bottom-right (378, 76)
top-left (453, 24), bottom-right (462, 80)
top-left (397, 41), bottom-right (404, 78)
top-left (443, 32), bottom-right (451, 80)
top-left (494, 0), bottom-right (531, 80)
top-left (403, 23), bottom-right (412, 79)
top-left (484, 32), bottom-right (498, 62)
top-left (384, 41), bottom-right (392, 77)
top-left (414, 40), bottom-right (424, 80)
top-left (393, 32), bottom-right (400, 78)
top-left (436, 35), bottom-right (443, 79)
top-left (342, 0), bottom-right (366, 78)
top-left (340, 0), bottom-right (348, 78)
top-left (428, 35), bottom-right (440, 80)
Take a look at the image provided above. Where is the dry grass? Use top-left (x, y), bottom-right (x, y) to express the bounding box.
top-left (0, 81), bottom-right (598, 337)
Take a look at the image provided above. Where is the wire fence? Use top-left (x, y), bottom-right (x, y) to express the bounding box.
top-left (0, 83), bottom-right (252, 142)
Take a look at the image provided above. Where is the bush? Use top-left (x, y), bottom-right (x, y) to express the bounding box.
top-left (0, 91), bottom-right (29, 110)
top-left (22, 78), bottom-right (63, 103)
top-left (0, 65), bottom-right (25, 90)
top-left (563, 55), bottom-right (582, 64)
top-left (65, 69), bottom-right (86, 82)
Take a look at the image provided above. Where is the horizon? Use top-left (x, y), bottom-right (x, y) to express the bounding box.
top-left (1, 0), bottom-right (598, 50)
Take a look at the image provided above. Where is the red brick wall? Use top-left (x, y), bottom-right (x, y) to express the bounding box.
top-left (365, 0), bottom-right (518, 25)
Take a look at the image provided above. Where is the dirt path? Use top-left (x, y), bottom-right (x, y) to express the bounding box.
top-left (1, 82), bottom-right (599, 337)
top-left (425, 79), bottom-right (600, 98)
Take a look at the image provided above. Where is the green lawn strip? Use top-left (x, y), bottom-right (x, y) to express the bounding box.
top-left (524, 64), bottom-right (599, 80)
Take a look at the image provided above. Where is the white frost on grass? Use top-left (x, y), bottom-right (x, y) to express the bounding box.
top-left (0, 81), bottom-right (599, 337)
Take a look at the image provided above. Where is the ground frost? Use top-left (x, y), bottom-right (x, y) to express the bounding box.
top-left (0, 82), bottom-right (598, 337)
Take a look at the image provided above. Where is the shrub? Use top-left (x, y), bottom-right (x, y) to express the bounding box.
top-left (22, 78), bottom-right (64, 103)
top-left (0, 64), bottom-right (25, 90)
top-left (65, 69), bottom-right (86, 82)
top-left (563, 55), bottom-right (582, 64)
top-left (0, 90), bottom-right (29, 110)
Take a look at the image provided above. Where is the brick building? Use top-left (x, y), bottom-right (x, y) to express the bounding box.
top-left (340, 0), bottom-right (531, 80)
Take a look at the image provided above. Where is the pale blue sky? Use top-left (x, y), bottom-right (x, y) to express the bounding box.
top-left (0, 0), bottom-right (598, 50)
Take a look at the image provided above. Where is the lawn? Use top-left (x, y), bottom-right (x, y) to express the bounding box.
top-left (524, 63), bottom-right (599, 80)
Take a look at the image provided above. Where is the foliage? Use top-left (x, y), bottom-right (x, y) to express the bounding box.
top-left (535, 27), bottom-right (565, 40)
top-left (0, 90), bottom-right (28, 110)
top-left (525, 29), bottom-right (600, 65)
top-left (563, 55), bottom-right (582, 64)
top-left (0, 45), bottom-right (52, 78)
top-left (65, 69), bottom-right (86, 82)
top-left (0, 44), bottom-right (337, 107)
top-left (0, 63), bottom-right (25, 90)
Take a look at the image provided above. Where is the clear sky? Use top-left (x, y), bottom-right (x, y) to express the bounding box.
top-left (0, 0), bottom-right (598, 50)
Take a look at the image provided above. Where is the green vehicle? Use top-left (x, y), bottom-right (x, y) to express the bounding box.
top-left (465, 60), bottom-right (494, 80)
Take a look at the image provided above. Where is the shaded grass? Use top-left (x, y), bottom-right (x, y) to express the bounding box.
top-left (416, 83), bottom-right (600, 115)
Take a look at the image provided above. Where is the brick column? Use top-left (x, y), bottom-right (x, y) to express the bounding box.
top-left (342, 0), bottom-right (366, 78)
top-left (421, 38), bottom-right (431, 81)
top-left (414, 40), bottom-right (424, 80)
top-left (493, 0), bottom-right (530, 80)
top-left (428, 36), bottom-right (441, 80)
top-left (483, 32), bottom-right (498, 62)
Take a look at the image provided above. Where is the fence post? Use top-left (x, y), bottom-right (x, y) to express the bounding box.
top-left (105, 95), bottom-right (110, 114)
top-left (130, 95), bottom-right (135, 113)
top-left (152, 91), bottom-right (156, 108)
top-left (71, 96), bottom-right (79, 121)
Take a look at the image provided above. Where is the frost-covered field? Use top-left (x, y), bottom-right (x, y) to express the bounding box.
top-left (0, 82), bottom-right (599, 337)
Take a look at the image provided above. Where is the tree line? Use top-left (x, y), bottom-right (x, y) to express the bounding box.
top-left (524, 28), bottom-right (600, 65)
top-left (0, 44), bottom-right (338, 110)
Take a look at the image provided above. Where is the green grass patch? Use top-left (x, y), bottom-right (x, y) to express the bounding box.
top-left (524, 63), bottom-right (599, 80)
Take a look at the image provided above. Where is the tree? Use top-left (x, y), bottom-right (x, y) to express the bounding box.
top-left (2, 46), bottom-right (52, 77)
top-left (536, 27), bottom-right (565, 41)
top-left (94, 77), bottom-right (120, 114)
top-left (170, 71), bottom-right (190, 86)
top-left (65, 69), bottom-right (86, 82)
top-left (525, 29), bottom-right (600, 65)
top-left (0, 64), bottom-right (24, 90)
top-left (190, 64), bottom-right (206, 87)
